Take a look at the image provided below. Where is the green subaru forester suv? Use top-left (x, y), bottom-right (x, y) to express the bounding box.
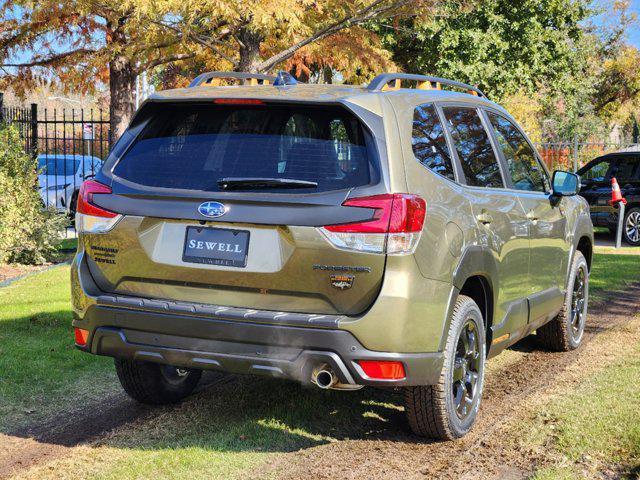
top-left (71, 71), bottom-right (593, 440)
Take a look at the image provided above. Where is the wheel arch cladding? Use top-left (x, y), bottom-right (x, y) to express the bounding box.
top-left (459, 275), bottom-right (494, 346)
top-left (451, 246), bottom-right (497, 346)
top-left (576, 236), bottom-right (593, 271)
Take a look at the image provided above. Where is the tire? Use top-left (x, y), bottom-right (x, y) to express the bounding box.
top-left (114, 359), bottom-right (202, 405)
top-left (404, 295), bottom-right (486, 440)
top-left (537, 251), bottom-right (589, 352)
top-left (622, 207), bottom-right (640, 246)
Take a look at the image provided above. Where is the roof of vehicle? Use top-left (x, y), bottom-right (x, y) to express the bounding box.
top-left (578, 150), bottom-right (640, 173)
top-left (587, 149), bottom-right (640, 162)
top-left (147, 83), bottom-right (506, 112)
top-left (146, 69), bottom-right (494, 103)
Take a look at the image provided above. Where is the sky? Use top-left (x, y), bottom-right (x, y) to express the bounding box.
top-left (629, 0), bottom-right (640, 47)
top-left (591, 0), bottom-right (640, 47)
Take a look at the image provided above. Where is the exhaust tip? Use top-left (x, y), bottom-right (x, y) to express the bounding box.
top-left (312, 364), bottom-right (337, 389)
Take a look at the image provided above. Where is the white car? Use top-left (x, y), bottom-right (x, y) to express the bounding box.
top-left (38, 154), bottom-right (103, 214)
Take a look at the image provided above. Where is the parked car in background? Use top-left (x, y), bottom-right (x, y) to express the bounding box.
top-left (38, 154), bottom-right (103, 215)
top-left (578, 152), bottom-right (640, 245)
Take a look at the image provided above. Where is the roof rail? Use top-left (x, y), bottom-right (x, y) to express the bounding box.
top-left (367, 73), bottom-right (486, 98)
top-left (189, 72), bottom-right (277, 88)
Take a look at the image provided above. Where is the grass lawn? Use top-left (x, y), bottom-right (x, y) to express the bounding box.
top-left (589, 253), bottom-right (639, 300)
top-left (528, 328), bottom-right (640, 479)
top-left (1, 253), bottom-right (639, 479)
top-left (0, 266), bottom-right (115, 431)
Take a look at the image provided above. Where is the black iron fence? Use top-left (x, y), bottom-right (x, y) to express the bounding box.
top-left (1, 94), bottom-right (111, 222)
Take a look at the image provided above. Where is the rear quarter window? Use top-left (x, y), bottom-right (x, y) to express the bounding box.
top-left (112, 103), bottom-right (378, 193)
top-left (412, 104), bottom-right (455, 181)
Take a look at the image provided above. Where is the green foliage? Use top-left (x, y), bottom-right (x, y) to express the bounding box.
top-left (374, 0), bottom-right (609, 140)
top-left (377, 0), bottom-right (589, 96)
top-left (0, 123), bottom-right (65, 265)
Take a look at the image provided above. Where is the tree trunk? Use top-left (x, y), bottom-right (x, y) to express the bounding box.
top-left (323, 66), bottom-right (333, 84)
top-left (109, 55), bottom-right (136, 142)
top-left (236, 28), bottom-right (264, 73)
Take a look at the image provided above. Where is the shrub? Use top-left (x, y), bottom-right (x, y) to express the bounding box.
top-left (0, 123), bottom-right (65, 264)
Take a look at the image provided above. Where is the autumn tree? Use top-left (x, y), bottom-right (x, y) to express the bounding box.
top-left (593, 46), bottom-right (640, 124)
top-left (135, 0), bottom-right (433, 81)
top-left (0, 1), bottom-right (202, 137)
top-left (2, 0), bottom-right (433, 138)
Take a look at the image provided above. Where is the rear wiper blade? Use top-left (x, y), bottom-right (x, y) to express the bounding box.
top-left (217, 177), bottom-right (318, 190)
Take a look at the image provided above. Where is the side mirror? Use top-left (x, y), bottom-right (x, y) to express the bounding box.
top-left (552, 170), bottom-right (580, 197)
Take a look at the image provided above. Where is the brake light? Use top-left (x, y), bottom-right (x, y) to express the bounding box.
top-left (213, 98), bottom-right (265, 105)
top-left (75, 180), bottom-right (122, 234)
top-left (357, 360), bottom-right (406, 380)
top-left (320, 194), bottom-right (426, 255)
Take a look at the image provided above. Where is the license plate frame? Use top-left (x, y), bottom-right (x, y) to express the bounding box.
top-left (182, 226), bottom-right (250, 268)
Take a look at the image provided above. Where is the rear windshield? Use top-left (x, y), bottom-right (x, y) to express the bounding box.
top-left (112, 103), bottom-right (377, 192)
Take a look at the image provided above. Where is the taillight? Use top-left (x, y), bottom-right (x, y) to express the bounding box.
top-left (75, 180), bottom-right (121, 234)
top-left (320, 193), bottom-right (426, 255)
top-left (74, 327), bottom-right (89, 347)
top-left (357, 360), bottom-right (406, 380)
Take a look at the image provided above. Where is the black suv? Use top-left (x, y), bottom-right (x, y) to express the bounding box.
top-left (578, 151), bottom-right (640, 245)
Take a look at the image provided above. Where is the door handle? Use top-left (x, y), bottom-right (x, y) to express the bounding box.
top-left (476, 212), bottom-right (493, 225)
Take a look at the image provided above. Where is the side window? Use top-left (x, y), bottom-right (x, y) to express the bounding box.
top-left (487, 113), bottom-right (547, 192)
top-left (610, 158), bottom-right (639, 182)
top-left (442, 106), bottom-right (503, 188)
top-left (581, 159), bottom-right (612, 182)
top-left (412, 104), bottom-right (455, 180)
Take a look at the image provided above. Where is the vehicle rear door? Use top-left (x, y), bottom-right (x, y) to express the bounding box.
top-left (83, 101), bottom-right (389, 316)
top-left (440, 104), bottom-right (531, 339)
top-left (483, 110), bottom-right (566, 323)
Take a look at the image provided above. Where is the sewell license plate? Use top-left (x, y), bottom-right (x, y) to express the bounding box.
top-left (182, 226), bottom-right (250, 267)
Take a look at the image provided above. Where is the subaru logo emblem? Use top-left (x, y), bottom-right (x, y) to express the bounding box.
top-left (198, 201), bottom-right (227, 218)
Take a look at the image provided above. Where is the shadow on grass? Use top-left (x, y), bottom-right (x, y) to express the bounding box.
top-left (6, 369), bottom-right (424, 455)
top-left (100, 373), bottom-right (424, 454)
top-left (1, 310), bottom-right (425, 456)
top-left (5, 278), bottom-right (638, 459)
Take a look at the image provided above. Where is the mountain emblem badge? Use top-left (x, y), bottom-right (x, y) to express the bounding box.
top-left (330, 274), bottom-right (354, 290)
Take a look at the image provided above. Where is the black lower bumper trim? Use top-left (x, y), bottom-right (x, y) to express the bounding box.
top-left (76, 304), bottom-right (444, 387)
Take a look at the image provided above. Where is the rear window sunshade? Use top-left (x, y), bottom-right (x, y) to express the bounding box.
top-left (112, 103), bottom-right (379, 193)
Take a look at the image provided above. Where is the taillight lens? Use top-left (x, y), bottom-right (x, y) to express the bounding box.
top-left (75, 180), bottom-right (121, 234)
top-left (74, 327), bottom-right (89, 347)
top-left (357, 360), bottom-right (406, 380)
top-left (320, 194), bottom-right (426, 255)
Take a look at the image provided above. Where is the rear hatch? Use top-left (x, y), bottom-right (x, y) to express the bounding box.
top-left (81, 100), bottom-right (389, 315)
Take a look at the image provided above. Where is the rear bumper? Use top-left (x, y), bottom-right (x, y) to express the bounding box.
top-left (72, 254), bottom-right (444, 387)
top-left (75, 303), bottom-right (443, 387)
